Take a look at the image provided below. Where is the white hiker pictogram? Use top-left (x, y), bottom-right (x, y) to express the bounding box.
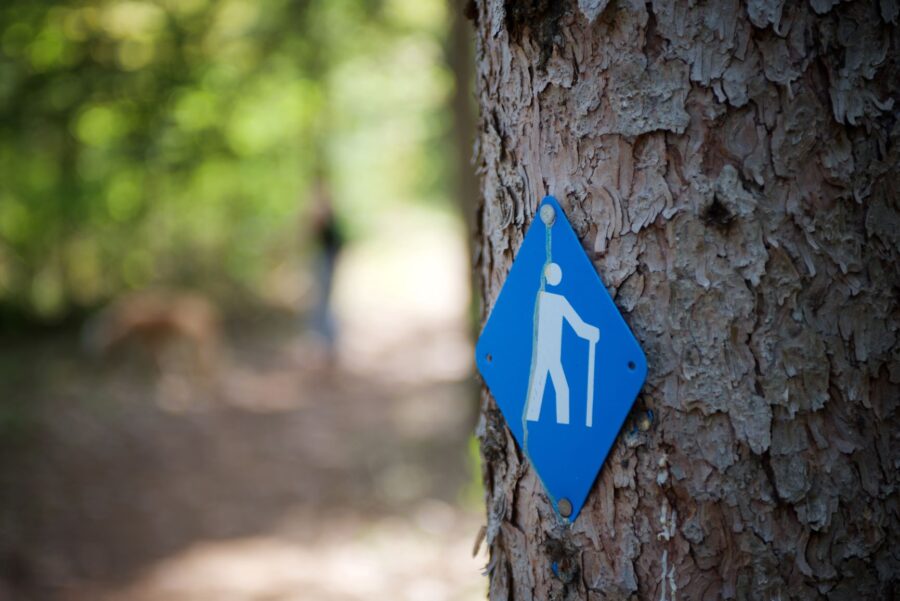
top-left (525, 263), bottom-right (600, 427)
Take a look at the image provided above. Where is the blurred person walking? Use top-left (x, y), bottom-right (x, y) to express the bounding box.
top-left (306, 175), bottom-right (344, 366)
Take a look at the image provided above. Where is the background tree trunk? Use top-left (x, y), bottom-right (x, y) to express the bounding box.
top-left (470, 1), bottom-right (899, 599)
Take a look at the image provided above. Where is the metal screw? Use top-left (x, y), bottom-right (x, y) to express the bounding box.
top-left (558, 498), bottom-right (572, 518)
top-left (540, 204), bottom-right (556, 226)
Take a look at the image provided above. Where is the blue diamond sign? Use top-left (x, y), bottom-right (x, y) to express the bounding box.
top-left (476, 196), bottom-right (647, 522)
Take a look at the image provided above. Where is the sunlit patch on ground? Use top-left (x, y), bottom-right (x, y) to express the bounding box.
top-left (90, 512), bottom-right (486, 601)
top-left (335, 207), bottom-right (473, 384)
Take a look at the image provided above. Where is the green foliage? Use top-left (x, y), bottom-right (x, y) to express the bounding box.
top-left (0, 0), bottom-right (453, 321)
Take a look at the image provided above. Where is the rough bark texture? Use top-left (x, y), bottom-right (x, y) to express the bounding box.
top-left (470, 1), bottom-right (900, 599)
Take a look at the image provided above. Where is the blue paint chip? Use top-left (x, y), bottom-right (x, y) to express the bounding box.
top-left (476, 196), bottom-right (647, 522)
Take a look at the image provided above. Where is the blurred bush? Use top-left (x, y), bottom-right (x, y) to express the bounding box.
top-left (0, 0), bottom-right (455, 326)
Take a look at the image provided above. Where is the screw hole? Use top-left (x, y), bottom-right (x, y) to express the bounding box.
top-left (486, 354), bottom-right (493, 363)
top-left (627, 361), bottom-right (636, 371)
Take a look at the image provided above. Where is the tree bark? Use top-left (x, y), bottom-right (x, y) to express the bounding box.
top-left (470, 1), bottom-right (900, 599)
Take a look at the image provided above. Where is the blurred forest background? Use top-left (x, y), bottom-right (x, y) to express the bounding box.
top-left (0, 0), bottom-right (483, 599)
top-left (0, 0), bottom-right (465, 321)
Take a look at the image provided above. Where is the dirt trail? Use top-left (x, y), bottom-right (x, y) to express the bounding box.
top-left (0, 212), bottom-right (486, 601)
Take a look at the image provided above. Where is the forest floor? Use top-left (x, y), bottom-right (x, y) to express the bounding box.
top-left (0, 211), bottom-right (487, 601)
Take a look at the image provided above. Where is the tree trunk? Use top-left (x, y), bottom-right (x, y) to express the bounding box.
top-left (470, 2), bottom-right (899, 600)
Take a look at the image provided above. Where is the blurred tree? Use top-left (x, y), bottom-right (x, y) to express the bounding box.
top-left (445, 0), bottom-right (477, 234)
top-left (470, 1), bottom-right (899, 599)
top-left (444, 0), bottom-right (480, 350)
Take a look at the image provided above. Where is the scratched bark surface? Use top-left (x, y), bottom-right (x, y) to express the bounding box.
top-left (470, 1), bottom-right (899, 599)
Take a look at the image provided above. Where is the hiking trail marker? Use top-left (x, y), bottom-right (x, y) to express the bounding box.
top-left (475, 196), bottom-right (647, 522)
